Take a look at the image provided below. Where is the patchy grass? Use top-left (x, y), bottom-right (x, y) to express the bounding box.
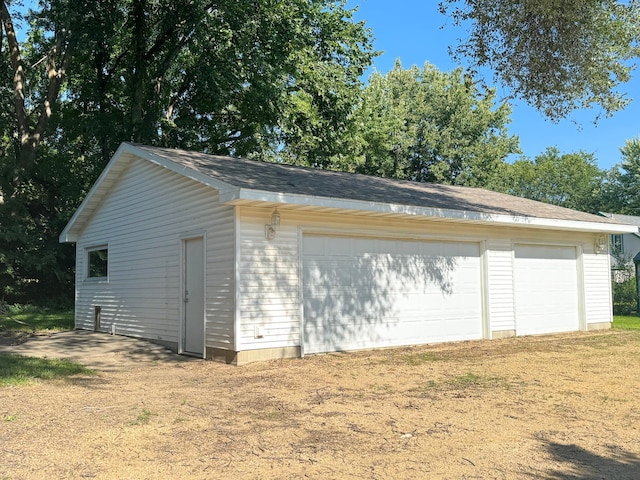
top-left (414, 372), bottom-right (522, 395)
top-left (575, 333), bottom-right (637, 350)
top-left (401, 351), bottom-right (445, 365)
top-left (377, 350), bottom-right (447, 366)
top-left (450, 372), bottom-right (492, 388)
top-left (263, 408), bottom-right (285, 420)
top-left (130, 409), bottom-right (155, 426)
top-left (0, 305), bottom-right (73, 333)
top-left (613, 314), bottom-right (640, 330)
top-left (446, 372), bottom-right (518, 390)
top-left (0, 354), bottom-right (95, 386)
top-left (369, 383), bottom-right (392, 392)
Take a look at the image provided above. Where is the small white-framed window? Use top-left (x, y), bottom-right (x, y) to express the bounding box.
top-left (611, 234), bottom-right (624, 255)
top-left (86, 246), bottom-right (109, 280)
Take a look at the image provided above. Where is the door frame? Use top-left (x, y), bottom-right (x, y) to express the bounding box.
top-left (512, 242), bottom-right (583, 336)
top-left (179, 233), bottom-right (206, 357)
top-left (299, 229), bottom-right (485, 355)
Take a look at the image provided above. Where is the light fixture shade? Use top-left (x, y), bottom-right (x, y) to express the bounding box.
top-left (271, 208), bottom-right (281, 226)
top-left (597, 235), bottom-right (606, 247)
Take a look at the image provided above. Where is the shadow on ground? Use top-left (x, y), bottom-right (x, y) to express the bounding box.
top-left (540, 442), bottom-right (640, 480)
top-left (0, 330), bottom-right (198, 372)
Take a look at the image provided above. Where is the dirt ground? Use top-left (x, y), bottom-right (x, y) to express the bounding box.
top-left (2, 330), bottom-right (640, 480)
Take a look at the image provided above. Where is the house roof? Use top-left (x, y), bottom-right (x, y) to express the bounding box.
top-left (598, 212), bottom-right (640, 238)
top-left (60, 143), bottom-right (639, 242)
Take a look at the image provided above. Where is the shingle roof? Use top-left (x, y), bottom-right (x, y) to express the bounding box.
top-left (599, 212), bottom-right (640, 227)
top-left (135, 144), bottom-right (620, 225)
top-left (599, 212), bottom-right (640, 237)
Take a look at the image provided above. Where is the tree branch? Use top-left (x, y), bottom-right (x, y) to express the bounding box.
top-left (0, 1), bottom-right (29, 143)
top-left (34, 28), bottom-right (73, 137)
top-left (1, 1), bottom-right (76, 185)
top-left (153, 28), bottom-right (195, 95)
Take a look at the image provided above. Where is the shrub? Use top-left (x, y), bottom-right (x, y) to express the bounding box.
top-left (611, 251), bottom-right (638, 316)
top-left (613, 275), bottom-right (638, 315)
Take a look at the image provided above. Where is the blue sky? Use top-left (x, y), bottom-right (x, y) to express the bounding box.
top-left (350, 0), bottom-right (640, 170)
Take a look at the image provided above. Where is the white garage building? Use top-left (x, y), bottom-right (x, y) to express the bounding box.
top-left (60, 143), bottom-right (637, 364)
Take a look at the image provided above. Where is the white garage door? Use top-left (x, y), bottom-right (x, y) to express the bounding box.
top-left (514, 244), bottom-right (580, 336)
top-left (302, 235), bottom-right (483, 354)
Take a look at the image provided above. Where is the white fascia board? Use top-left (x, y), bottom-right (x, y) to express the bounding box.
top-left (59, 142), bottom-right (133, 243)
top-left (222, 188), bottom-right (640, 234)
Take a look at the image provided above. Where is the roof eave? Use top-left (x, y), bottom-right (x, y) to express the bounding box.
top-left (60, 142), bottom-right (239, 243)
top-left (222, 189), bottom-right (639, 234)
top-left (59, 142), bottom-right (134, 243)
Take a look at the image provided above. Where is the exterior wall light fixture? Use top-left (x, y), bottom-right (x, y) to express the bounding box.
top-left (595, 235), bottom-right (607, 254)
top-left (265, 208), bottom-right (281, 240)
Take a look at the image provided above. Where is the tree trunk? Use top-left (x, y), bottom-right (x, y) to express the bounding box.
top-left (130, 0), bottom-right (148, 143)
top-left (1, 0), bottom-right (72, 190)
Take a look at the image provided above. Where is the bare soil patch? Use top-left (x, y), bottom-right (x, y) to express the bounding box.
top-left (0, 330), bottom-right (33, 347)
top-left (2, 331), bottom-right (640, 479)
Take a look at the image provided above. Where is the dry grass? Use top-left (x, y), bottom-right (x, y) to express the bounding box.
top-left (2, 330), bottom-right (640, 479)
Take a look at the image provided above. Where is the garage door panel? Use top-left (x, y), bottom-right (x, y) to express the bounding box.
top-left (514, 244), bottom-right (579, 335)
top-left (516, 245), bottom-right (576, 261)
top-left (302, 235), bottom-right (483, 354)
top-left (304, 316), bottom-right (480, 353)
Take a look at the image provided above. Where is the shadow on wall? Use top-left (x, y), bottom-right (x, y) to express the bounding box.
top-left (303, 239), bottom-right (470, 351)
top-left (80, 286), bottom-right (177, 350)
top-left (537, 442), bottom-right (640, 480)
top-left (240, 232), bottom-right (478, 352)
top-left (239, 241), bottom-right (305, 346)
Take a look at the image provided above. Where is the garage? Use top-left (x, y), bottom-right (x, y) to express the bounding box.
top-left (302, 234), bottom-right (483, 354)
top-left (62, 143), bottom-right (635, 364)
top-left (514, 244), bottom-right (580, 335)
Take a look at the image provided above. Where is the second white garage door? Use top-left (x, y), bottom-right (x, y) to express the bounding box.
top-left (514, 244), bottom-right (580, 335)
top-left (302, 235), bottom-right (483, 354)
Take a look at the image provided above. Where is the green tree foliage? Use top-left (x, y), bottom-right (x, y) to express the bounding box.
top-left (55, 0), bottom-right (373, 166)
top-left (0, 0), bottom-right (81, 189)
top-left (0, 0), bottom-right (90, 304)
top-left (611, 250), bottom-right (638, 315)
top-left (345, 61), bottom-right (519, 187)
top-left (0, 0), bottom-right (374, 304)
top-left (440, 0), bottom-right (640, 121)
top-left (617, 137), bottom-right (640, 215)
top-left (499, 148), bottom-right (606, 212)
top-left (588, 136), bottom-right (640, 216)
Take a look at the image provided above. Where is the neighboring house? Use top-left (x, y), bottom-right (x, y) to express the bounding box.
top-left (598, 213), bottom-right (640, 278)
top-left (60, 143), bottom-right (637, 364)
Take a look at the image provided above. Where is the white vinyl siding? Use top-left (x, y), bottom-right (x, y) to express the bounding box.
top-left (235, 209), bottom-right (490, 351)
top-left (301, 235), bottom-right (483, 354)
top-left (626, 234), bottom-right (640, 260)
top-left (610, 233), bottom-right (640, 267)
top-left (513, 244), bottom-right (580, 335)
top-left (583, 244), bottom-right (613, 325)
top-left (236, 209), bottom-right (301, 351)
top-left (486, 240), bottom-right (515, 334)
top-left (74, 157), bottom-right (235, 350)
top-left (235, 207), bottom-right (609, 354)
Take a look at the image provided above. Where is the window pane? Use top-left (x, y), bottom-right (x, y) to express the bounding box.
top-left (611, 235), bottom-right (624, 254)
top-left (88, 249), bottom-right (108, 278)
